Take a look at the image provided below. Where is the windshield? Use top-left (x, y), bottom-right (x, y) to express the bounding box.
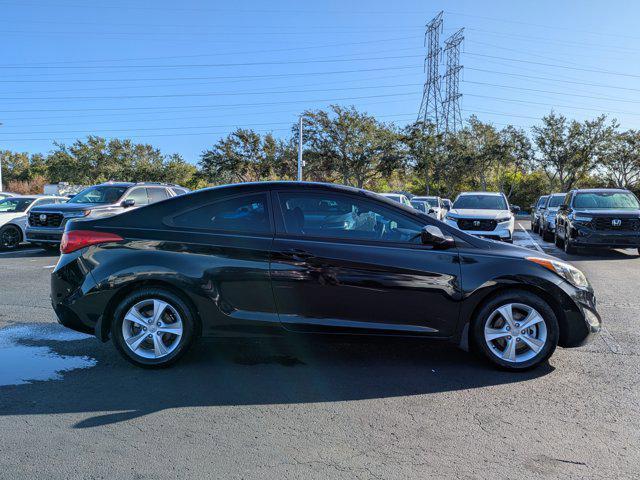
top-left (420, 198), bottom-right (439, 207)
top-left (574, 192), bottom-right (640, 210)
top-left (69, 185), bottom-right (128, 204)
top-left (0, 198), bottom-right (34, 213)
top-left (547, 195), bottom-right (565, 208)
top-left (537, 196), bottom-right (548, 208)
top-left (453, 194), bottom-right (508, 210)
top-left (410, 201), bottom-right (427, 212)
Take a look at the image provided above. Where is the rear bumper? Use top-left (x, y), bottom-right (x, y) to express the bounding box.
top-left (570, 227), bottom-right (640, 248)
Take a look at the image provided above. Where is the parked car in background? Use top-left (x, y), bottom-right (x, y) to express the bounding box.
top-left (445, 192), bottom-right (517, 242)
top-left (378, 192), bottom-right (412, 207)
top-left (410, 199), bottom-right (429, 214)
top-left (412, 196), bottom-right (445, 220)
top-left (555, 188), bottom-right (640, 255)
top-left (52, 181), bottom-right (600, 371)
top-left (26, 181), bottom-right (190, 249)
top-left (0, 192), bottom-right (17, 200)
top-left (530, 195), bottom-right (549, 233)
top-left (442, 198), bottom-right (453, 211)
top-left (539, 193), bottom-right (566, 241)
top-left (0, 195), bottom-right (67, 249)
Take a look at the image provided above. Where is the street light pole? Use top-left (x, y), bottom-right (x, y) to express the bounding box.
top-left (297, 116), bottom-right (303, 182)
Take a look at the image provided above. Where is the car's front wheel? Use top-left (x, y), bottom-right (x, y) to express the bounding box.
top-left (0, 225), bottom-right (22, 250)
top-left (473, 291), bottom-right (559, 370)
top-left (111, 288), bottom-right (197, 368)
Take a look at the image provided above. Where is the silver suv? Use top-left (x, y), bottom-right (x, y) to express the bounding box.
top-left (26, 182), bottom-right (189, 248)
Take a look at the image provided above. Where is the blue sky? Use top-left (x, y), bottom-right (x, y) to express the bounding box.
top-left (1, 0), bottom-right (640, 162)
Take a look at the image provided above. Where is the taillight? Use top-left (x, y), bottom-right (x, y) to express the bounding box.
top-left (60, 230), bottom-right (124, 254)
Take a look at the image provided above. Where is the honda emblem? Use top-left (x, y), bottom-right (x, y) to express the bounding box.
top-left (612, 219), bottom-right (621, 227)
top-left (473, 220), bottom-right (481, 227)
top-left (39, 214), bottom-right (47, 223)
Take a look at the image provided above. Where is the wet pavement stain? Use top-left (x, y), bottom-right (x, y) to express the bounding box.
top-left (0, 324), bottom-right (97, 386)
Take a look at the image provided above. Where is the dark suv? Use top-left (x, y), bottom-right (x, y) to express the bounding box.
top-left (26, 182), bottom-right (189, 248)
top-left (555, 188), bottom-right (640, 255)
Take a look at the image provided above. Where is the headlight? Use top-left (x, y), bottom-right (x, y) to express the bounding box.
top-left (64, 210), bottom-right (91, 218)
top-left (496, 216), bottom-right (511, 223)
top-left (445, 214), bottom-right (458, 221)
top-left (526, 257), bottom-right (589, 289)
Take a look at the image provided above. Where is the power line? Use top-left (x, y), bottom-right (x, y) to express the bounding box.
top-left (0, 82), bottom-right (422, 102)
top-left (0, 91), bottom-right (420, 114)
top-left (464, 51), bottom-right (640, 79)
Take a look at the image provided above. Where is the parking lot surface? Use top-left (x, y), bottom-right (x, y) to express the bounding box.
top-left (1, 222), bottom-right (639, 479)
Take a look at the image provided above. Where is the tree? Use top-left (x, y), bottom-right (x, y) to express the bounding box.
top-left (601, 130), bottom-right (640, 189)
top-left (532, 112), bottom-right (616, 191)
top-left (301, 105), bottom-right (401, 188)
top-left (200, 129), bottom-right (278, 184)
top-left (400, 121), bottom-right (441, 195)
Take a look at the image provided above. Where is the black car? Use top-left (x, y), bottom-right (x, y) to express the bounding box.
top-left (554, 188), bottom-right (640, 255)
top-left (530, 195), bottom-right (548, 234)
top-left (51, 182), bottom-right (601, 370)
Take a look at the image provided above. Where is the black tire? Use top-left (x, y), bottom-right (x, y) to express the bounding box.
top-left (0, 225), bottom-right (22, 250)
top-left (542, 227), bottom-right (553, 242)
top-left (564, 235), bottom-right (577, 255)
top-left (532, 221), bottom-right (538, 234)
top-left (111, 287), bottom-right (197, 368)
top-left (554, 230), bottom-right (563, 248)
top-left (472, 290), bottom-right (559, 371)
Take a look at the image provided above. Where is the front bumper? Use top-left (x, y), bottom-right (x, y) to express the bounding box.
top-left (26, 226), bottom-right (64, 244)
top-left (570, 226), bottom-right (640, 248)
top-left (445, 219), bottom-right (513, 241)
top-left (558, 281), bottom-right (601, 347)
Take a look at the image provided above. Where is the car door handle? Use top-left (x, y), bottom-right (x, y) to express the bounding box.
top-left (281, 248), bottom-right (314, 261)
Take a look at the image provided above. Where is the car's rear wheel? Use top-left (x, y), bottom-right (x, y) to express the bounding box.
top-left (473, 291), bottom-right (559, 370)
top-left (111, 288), bottom-right (196, 368)
top-left (0, 225), bottom-right (22, 250)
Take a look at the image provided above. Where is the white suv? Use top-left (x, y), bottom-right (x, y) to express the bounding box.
top-left (445, 192), bottom-right (516, 242)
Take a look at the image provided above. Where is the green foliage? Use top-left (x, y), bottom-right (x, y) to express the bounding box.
top-left (2, 108), bottom-right (635, 211)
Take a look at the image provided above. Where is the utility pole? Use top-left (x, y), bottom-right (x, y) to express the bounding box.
top-left (0, 123), bottom-right (4, 191)
top-left (442, 28), bottom-right (464, 136)
top-left (417, 11), bottom-right (444, 132)
top-left (297, 116), bottom-right (303, 181)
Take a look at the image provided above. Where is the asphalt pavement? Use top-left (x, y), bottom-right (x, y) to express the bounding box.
top-left (0, 223), bottom-right (638, 479)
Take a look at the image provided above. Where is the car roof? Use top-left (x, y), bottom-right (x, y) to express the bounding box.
top-left (548, 192), bottom-right (565, 197)
top-left (458, 191), bottom-right (503, 197)
top-left (572, 188), bottom-right (632, 193)
top-left (5, 194), bottom-right (65, 199)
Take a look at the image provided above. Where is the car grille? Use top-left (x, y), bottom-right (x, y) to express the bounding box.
top-left (29, 212), bottom-right (63, 228)
top-left (457, 218), bottom-right (497, 231)
top-left (591, 217), bottom-right (640, 231)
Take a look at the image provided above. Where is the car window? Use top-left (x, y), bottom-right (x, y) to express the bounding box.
top-left (126, 188), bottom-right (149, 206)
top-left (148, 188), bottom-right (170, 203)
top-left (537, 197), bottom-right (548, 208)
top-left (172, 193), bottom-right (270, 234)
top-left (278, 192), bottom-right (426, 244)
top-left (573, 192), bottom-right (640, 209)
top-left (0, 198), bottom-right (33, 212)
top-left (453, 195), bottom-right (508, 210)
top-left (68, 185), bottom-right (128, 204)
top-left (547, 195), bottom-right (564, 208)
top-left (170, 187), bottom-right (188, 196)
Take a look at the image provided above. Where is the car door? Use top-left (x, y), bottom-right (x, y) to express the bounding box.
top-left (163, 190), bottom-right (278, 335)
top-left (270, 189), bottom-right (462, 337)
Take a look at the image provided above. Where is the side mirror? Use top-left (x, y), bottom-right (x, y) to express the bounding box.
top-left (122, 199), bottom-right (135, 208)
top-left (510, 205), bottom-right (520, 213)
top-left (559, 204), bottom-right (569, 211)
top-left (421, 225), bottom-right (455, 249)
top-left (428, 208), bottom-right (435, 214)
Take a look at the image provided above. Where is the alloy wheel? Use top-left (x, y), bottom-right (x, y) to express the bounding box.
top-left (484, 303), bottom-right (548, 364)
top-left (122, 299), bottom-right (184, 359)
top-left (0, 226), bottom-right (21, 249)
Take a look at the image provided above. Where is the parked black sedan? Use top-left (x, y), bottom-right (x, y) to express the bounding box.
top-left (51, 182), bottom-right (601, 370)
top-left (555, 188), bottom-right (640, 255)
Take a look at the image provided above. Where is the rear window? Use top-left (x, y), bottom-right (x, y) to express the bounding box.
top-left (171, 193), bottom-right (270, 234)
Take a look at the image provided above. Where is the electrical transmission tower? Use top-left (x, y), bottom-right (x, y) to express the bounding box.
top-left (442, 28), bottom-right (464, 135)
top-left (417, 11), bottom-right (444, 131)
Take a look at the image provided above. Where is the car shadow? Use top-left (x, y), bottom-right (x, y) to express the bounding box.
top-left (0, 333), bottom-right (554, 429)
top-left (0, 245), bottom-right (58, 258)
